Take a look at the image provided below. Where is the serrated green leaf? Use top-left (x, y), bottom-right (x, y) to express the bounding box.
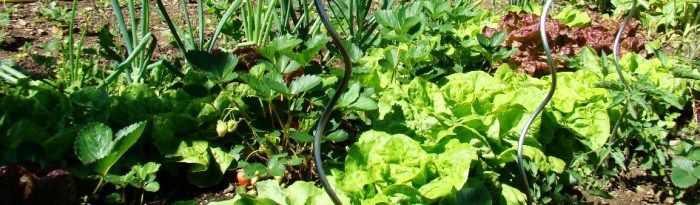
top-left (267, 154), bottom-right (287, 177)
top-left (671, 168), bottom-right (698, 188)
top-left (289, 75), bottom-right (322, 94)
top-left (325, 130), bottom-right (348, 142)
top-left (144, 182), bottom-right (160, 192)
top-left (476, 34), bottom-right (490, 47)
top-left (375, 10), bottom-right (400, 29)
top-left (243, 163), bottom-right (268, 178)
top-left (185, 50), bottom-right (238, 82)
top-left (96, 121), bottom-right (147, 175)
top-left (279, 56), bottom-right (301, 74)
top-left (176, 141), bottom-right (211, 172)
top-left (611, 150), bottom-right (627, 171)
top-left (338, 82), bottom-right (361, 108)
top-left (290, 131), bottom-right (313, 143)
top-left (262, 76), bottom-right (290, 95)
top-left (135, 162), bottom-right (160, 177)
top-left (210, 147), bottom-right (235, 174)
top-left (75, 123), bottom-right (114, 164)
top-left (672, 157), bottom-right (695, 171)
top-left (688, 149), bottom-right (700, 161)
top-left (350, 96), bottom-right (378, 111)
top-left (491, 31), bottom-right (507, 46)
top-left (112, 121), bottom-right (147, 157)
top-left (239, 74), bottom-right (272, 97)
top-left (255, 180), bottom-right (287, 205)
top-left (270, 35), bottom-right (303, 51)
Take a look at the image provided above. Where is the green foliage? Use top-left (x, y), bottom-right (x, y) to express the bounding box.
top-left (329, 0), bottom-right (395, 50)
top-left (344, 63), bottom-right (619, 203)
top-left (365, 0), bottom-right (500, 81)
top-left (105, 162), bottom-right (161, 192)
top-left (155, 0), bottom-right (243, 78)
top-left (1, 0), bottom-right (698, 204)
top-left (75, 121), bottom-right (147, 176)
top-left (0, 60), bottom-right (28, 84)
top-left (335, 131), bottom-right (476, 203)
top-left (240, 0), bottom-right (277, 46)
top-left (553, 6), bottom-right (592, 27)
top-left (670, 156), bottom-right (700, 188)
top-left (476, 31), bottom-right (515, 69)
top-left (101, 0), bottom-right (161, 86)
top-left (186, 50), bottom-right (238, 83)
top-left (211, 180), bottom-right (351, 204)
top-left (39, 1), bottom-right (72, 24)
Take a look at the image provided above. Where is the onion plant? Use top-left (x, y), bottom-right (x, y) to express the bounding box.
top-left (65, 0), bottom-right (81, 88)
top-left (276, 0), bottom-right (324, 38)
top-left (56, 0), bottom-right (99, 90)
top-left (328, 0), bottom-right (395, 50)
top-left (98, 0), bottom-right (160, 88)
top-left (155, 0), bottom-right (242, 54)
top-left (239, 0), bottom-right (278, 46)
top-left (0, 60), bottom-right (27, 84)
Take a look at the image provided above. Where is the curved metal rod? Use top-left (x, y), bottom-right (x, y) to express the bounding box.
top-left (613, 0), bottom-right (638, 93)
top-left (609, 0), bottom-right (638, 144)
top-left (517, 0), bottom-right (557, 204)
top-left (312, 0), bottom-right (352, 204)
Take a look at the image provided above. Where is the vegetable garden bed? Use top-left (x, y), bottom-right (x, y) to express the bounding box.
top-left (1, 0), bottom-right (699, 204)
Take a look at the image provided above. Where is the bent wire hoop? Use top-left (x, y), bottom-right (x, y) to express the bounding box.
top-left (312, 0), bottom-right (352, 204)
top-left (517, 0), bottom-right (639, 203)
top-left (610, 0), bottom-right (639, 143)
top-left (517, 0), bottom-right (557, 204)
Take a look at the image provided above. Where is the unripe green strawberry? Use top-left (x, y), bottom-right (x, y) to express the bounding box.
top-left (227, 119), bottom-right (239, 132)
top-left (216, 120), bottom-right (228, 137)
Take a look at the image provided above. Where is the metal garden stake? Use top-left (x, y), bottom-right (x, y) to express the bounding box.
top-left (312, 0), bottom-right (352, 204)
top-left (517, 0), bottom-right (557, 204)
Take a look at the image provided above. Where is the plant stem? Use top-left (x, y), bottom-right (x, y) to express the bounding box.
top-left (197, 0), bottom-right (204, 50)
top-left (92, 177), bottom-right (105, 195)
top-left (68, 0), bottom-right (78, 85)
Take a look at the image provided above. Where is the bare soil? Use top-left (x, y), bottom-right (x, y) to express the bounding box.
top-left (578, 167), bottom-right (675, 205)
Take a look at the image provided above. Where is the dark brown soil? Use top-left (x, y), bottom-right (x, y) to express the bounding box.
top-left (579, 167), bottom-right (675, 205)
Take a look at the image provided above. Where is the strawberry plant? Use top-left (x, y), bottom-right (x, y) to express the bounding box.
top-left (670, 152), bottom-right (700, 189)
top-left (1, 0), bottom-right (699, 204)
top-left (75, 121), bottom-right (147, 193)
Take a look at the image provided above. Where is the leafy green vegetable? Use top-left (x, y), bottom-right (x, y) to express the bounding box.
top-left (209, 180), bottom-right (351, 205)
top-left (105, 162), bottom-right (161, 192)
top-left (553, 6), bottom-right (591, 27)
top-left (334, 131), bottom-right (479, 203)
